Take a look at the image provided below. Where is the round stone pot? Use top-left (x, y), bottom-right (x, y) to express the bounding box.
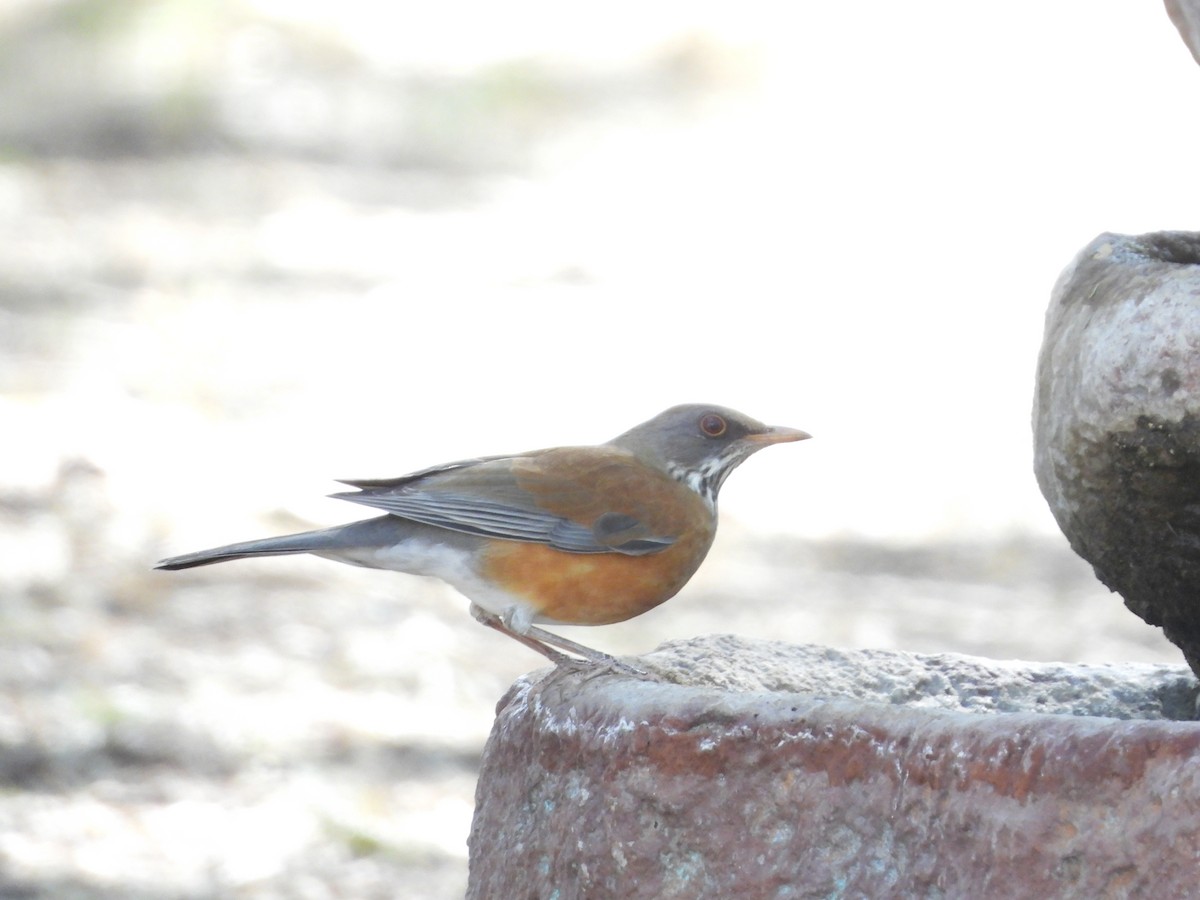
top-left (1034, 231), bottom-right (1200, 675)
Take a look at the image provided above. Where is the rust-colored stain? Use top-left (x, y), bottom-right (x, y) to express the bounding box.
top-left (518, 688), bottom-right (1200, 802)
top-left (473, 674), bottom-right (1200, 899)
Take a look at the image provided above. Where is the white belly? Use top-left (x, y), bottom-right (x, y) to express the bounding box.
top-left (315, 538), bottom-right (540, 633)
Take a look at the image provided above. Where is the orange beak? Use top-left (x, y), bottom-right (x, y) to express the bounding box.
top-left (745, 425), bottom-right (812, 445)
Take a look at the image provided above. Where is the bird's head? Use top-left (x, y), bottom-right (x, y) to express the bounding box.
top-left (608, 404), bottom-right (810, 506)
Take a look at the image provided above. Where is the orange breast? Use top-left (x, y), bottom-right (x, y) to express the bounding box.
top-left (479, 527), bottom-right (715, 625)
top-left (474, 447), bottom-right (718, 625)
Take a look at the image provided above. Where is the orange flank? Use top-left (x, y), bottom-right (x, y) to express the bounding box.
top-left (481, 528), bottom-right (715, 625)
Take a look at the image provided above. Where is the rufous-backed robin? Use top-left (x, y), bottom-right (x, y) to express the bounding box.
top-left (156, 404), bottom-right (809, 669)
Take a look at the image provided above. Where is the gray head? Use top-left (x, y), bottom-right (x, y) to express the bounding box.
top-left (608, 404), bottom-right (810, 505)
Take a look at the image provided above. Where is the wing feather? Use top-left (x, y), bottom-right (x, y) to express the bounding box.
top-left (330, 449), bottom-right (681, 555)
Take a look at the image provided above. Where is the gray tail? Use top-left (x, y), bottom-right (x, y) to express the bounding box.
top-left (155, 531), bottom-right (328, 571)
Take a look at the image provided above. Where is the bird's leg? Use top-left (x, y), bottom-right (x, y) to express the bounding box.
top-left (469, 604), bottom-right (644, 676)
top-left (470, 604), bottom-right (577, 667)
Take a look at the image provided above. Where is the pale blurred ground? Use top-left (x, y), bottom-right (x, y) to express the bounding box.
top-left (1, 1), bottom-right (1198, 897)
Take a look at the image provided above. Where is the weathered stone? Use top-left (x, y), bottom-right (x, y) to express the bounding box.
top-left (1166, 0), bottom-right (1200, 67)
top-left (1034, 231), bottom-right (1200, 676)
top-left (467, 636), bottom-right (1200, 899)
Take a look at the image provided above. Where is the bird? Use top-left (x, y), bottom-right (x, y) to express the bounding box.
top-left (156, 404), bottom-right (809, 670)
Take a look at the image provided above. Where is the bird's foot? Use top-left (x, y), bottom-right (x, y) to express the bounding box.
top-left (550, 651), bottom-right (646, 679)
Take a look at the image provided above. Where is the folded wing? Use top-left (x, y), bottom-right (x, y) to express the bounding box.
top-left (331, 448), bottom-right (679, 556)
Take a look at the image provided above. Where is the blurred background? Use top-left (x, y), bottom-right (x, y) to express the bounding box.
top-left (2, 1), bottom-right (1198, 897)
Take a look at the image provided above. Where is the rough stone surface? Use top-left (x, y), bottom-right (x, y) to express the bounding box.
top-left (467, 636), bottom-right (1200, 899)
top-left (1034, 231), bottom-right (1200, 676)
top-left (1166, 0), bottom-right (1200, 66)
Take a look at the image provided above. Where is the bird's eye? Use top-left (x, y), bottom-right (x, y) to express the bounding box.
top-left (699, 413), bottom-right (727, 437)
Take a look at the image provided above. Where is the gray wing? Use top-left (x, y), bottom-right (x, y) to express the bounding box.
top-left (332, 490), bottom-right (616, 552)
top-left (330, 452), bottom-right (676, 556)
